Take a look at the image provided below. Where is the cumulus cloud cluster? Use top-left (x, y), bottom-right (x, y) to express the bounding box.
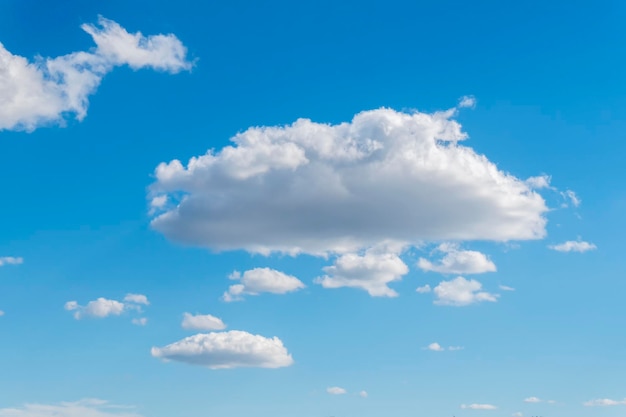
top-left (151, 330), bottom-right (294, 369)
top-left (64, 293), bottom-right (149, 320)
top-left (0, 16), bottom-right (191, 131)
top-left (222, 268), bottom-right (305, 302)
top-left (417, 243), bottom-right (496, 275)
top-left (0, 399), bottom-right (142, 417)
top-left (149, 107), bottom-right (548, 256)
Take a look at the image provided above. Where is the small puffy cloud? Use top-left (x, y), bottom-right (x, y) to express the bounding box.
top-left (0, 398), bottom-right (142, 417)
top-left (458, 95), bottom-right (476, 108)
top-left (416, 284), bottom-right (431, 293)
top-left (431, 277), bottom-right (499, 306)
top-left (425, 342), bottom-right (463, 351)
top-left (315, 250), bottom-right (408, 297)
top-left (583, 398), bottom-right (626, 407)
top-left (149, 107), bottom-right (548, 256)
top-left (151, 330), bottom-right (294, 369)
top-left (549, 240), bottom-right (596, 253)
top-left (131, 318), bottom-right (148, 326)
top-left (417, 243), bottom-right (496, 275)
top-left (181, 313), bottom-right (226, 331)
top-left (0, 256), bottom-right (23, 266)
top-left (327, 387), bottom-right (347, 395)
top-left (499, 285), bottom-right (515, 291)
top-left (461, 404), bottom-right (497, 410)
top-left (64, 293), bottom-right (149, 320)
top-left (526, 175), bottom-right (552, 189)
top-left (222, 268), bottom-right (305, 302)
top-left (359, 391), bottom-right (368, 398)
top-left (0, 16), bottom-right (191, 132)
top-left (524, 397), bottom-right (541, 403)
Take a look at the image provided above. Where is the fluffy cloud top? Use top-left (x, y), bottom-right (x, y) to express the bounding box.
top-left (0, 256), bottom-right (23, 266)
top-left (417, 243), bottom-right (496, 274)
top-left (151, 330), bottom-right (294, 369)
top-left (64, 294), bottom-right (149, 320)
top-left (0, 399), bottom-right (142, 417)
top-left (326, 387), bottom-right (347, 395)
top-left (315, 250), bottom-right (408, 297)
top-left (223, 268), bottom-right (305, 302)
top-left (429, 277), bottom-right (499, 306)
top-left (181, 313), bottom-right (226, 331)
top-left (461, 403), bottom-right (497, 410)
top-left (549, 240), bottom-right (596, 253)
top-left (0, 16), bottom-right (191, 132)
top-left (150, 107), bottom-right (548, 256)
top-left (583, 398), bottom-right (626, 406)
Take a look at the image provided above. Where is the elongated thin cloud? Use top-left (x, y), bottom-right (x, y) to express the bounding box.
top-left (0, 16), bottom-right (191, 132)
top-left (583, 398), bottom-right (626, 406)
top-left (461, 403), bottom-right (497, 410)
top-left (150, 106), bottom-right (548, 256)
top-left (327, 387), bottom-right (347, 395)
top-left (0, 256), bottom-right (23, 266)
top-left (549, 240), bottom-right (596, 253)
top-left (0, 399), bottom-right (142, 417)
top-left (151, 330), bottom-right (294, 369)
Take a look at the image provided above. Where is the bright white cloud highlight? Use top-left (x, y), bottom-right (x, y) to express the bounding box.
top-left (549, 240), bottom-right (596, 253)
top-left (524, 397), bottom-right (541, 403)
top-left (461, 403), bottom-right (497, 410)
top-left (425, 342), bottom-right (463, 351)
top-left (432, 277), bottom-right (499, 306)
top-left (64, 294), bottom-right (149, 320)
top-left (222, 268), bottom-right (305, 302)
top-left (499, 285), bottom-right (515, 291)
top-left (526, 175), bottom-right (552, 189)
top-left (327, 387), bottom-right (347, 395)
top-left (151, 330), bottom-right (294, 369)
top-left (182, 313), bottom-right (226, 331)
top-left (315, 250), bottom-right (408, 297)
top-left (0, 16), bottom-right (191, 132)
top-left (416, 284), bottom-right (431, 293)
top-left (583, 398), bottom-right (626, 406)
top-left (458, 95), bottom-right (476, 108)
top-left (0, 256), bottom-right (23, 266)
top-left (417, 243), bottom-right (496, 274)
top-left (149, 107), bottom-right (548, 256)
top-left (0, 399), bottom-right (142, 417)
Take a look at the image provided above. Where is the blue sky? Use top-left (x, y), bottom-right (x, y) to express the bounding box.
top-left (1, 0), bottom-right (625, 416)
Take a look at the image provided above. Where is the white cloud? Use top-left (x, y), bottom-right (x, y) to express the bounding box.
top-left (149, 107), bottom-right (548, 256)
top-left (0, 399), bottom-right (142, 417)
top-left (448, 346), bottom-right (464, 351)
top-left (359, 391), bottom-right (368, 398)
top-left (549, 240), bottom-right (596, 253)
top-left (432, 277), bottom-right (499, 306)
top-left (416, 284), bottom-right (431, 293)
top-left (561, 190), bottom-right (581, 207)
top-left (0, 16), bottom-right (191, 132)
top-left (181, 313), bottom-right (226, 331)
top-left (131, 318), bottom-right (148, 326)
top-left (0, 310), bottom-right (4, 317)
top-left (315, 250), bottom-right (408, 297)
top-left (499, 285), bottom-right (515, 291)
top-left (151, 330), bottom-right (294, 369)
top-left (222, 268), bottom-right (305, 302)
top-left (458, 95), bottom-right (476, 108)
top-left (64, 293), bottom-right (149, 320)
top-left (417, 243), bottom-right (496, 274)
top-left (512, 413), bottom-right (523, 417)
top-left (425, 342), bottom-right (463, 351)
top-left (524, 397), bottom-right (541, 403)
top-left (461, 403), bottom-right (497, 410)
top-left (526, 175), bottom-right (552, 189)
top-left (0, 256), bottom-right (23, 266)
top-left (327, 387), bottom-right (347, 395)
top-left (583, 398), bottom-right (626, 406)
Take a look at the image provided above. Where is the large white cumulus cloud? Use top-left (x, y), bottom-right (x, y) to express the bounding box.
top-left (0, 16), bottom-right (191, 131)
top-left (150, 107), bottom-right (547, 256)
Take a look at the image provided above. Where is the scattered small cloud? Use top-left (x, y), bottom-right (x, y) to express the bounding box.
top-left (526, 175), bottom-right (552, 190)
top-left (583, 398), bottom-right (626, 407)
top-left (181, 313), bottom-right (226, 331)
top-left (512, 412), bottom-right (523, 417)
top-left (499, 285), bottom-right (515, 291)
top-left (327, 387), bottom-right (347, 395)
top-left (461, 403), bottom-right (497, 410)
top-left (0, 398), bottom-right (143, 417)
top-left (416, 284), bottom-right (432, 293)
top-left (131, 318), bottom-right (148, 326)
top-left (417, 243), bottom-right (496, 275)
top-left (549, 239), bottom-right (596, 253)
top-left (151, 330), bottom-right (294, 369)
top-left (425, 342), bottom-right (463, 351)
top-left (430, 277), bottom-right (499, 306)
top-left (524, 397), bottom-right (541, 403)
top-left (359, 390), bottom-right (368, 398)
top-left (315, 250), bottom-right (408, 297)
top-left (458, 95), bottom-right (477, 109)
top-left (561, 190), bottom-right (581, 207)
top-left (0, 256), bottom-right (23, 266)
top-left (0, 310), bottom-right (4, 317)
top-left (222, 268), bottom-right (305, 302)
top-left (64, 293), bottom-right (149, 320)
